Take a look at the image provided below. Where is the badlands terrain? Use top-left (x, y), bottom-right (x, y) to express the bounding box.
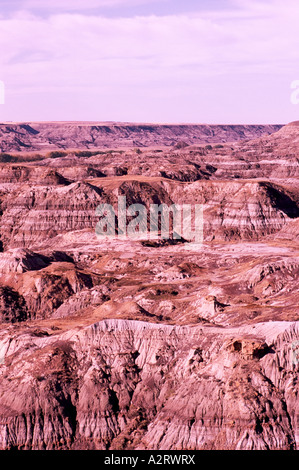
top-left (0, 121), bottom-right (298, 450)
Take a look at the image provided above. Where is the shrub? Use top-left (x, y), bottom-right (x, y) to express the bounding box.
top-left (46, 151), bottom-right (68, 159)
top-left (0, 153), bottom-right (16, 162)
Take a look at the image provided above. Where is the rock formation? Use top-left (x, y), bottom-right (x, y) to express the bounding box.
top-left (0, 122), bottom-right (282, 152)
top-left (0, 122), bottom-right (298, 450)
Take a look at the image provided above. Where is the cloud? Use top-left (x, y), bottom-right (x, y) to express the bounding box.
top-left (2, 3), bottom-right (297, 72)
top-left (3, 0), bottom-right (167, 13)
top-left (0, 0), bottom-right (298, 122)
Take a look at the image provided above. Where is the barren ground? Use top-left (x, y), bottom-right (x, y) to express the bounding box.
top-left (0, 121), bottom-right (298, 450)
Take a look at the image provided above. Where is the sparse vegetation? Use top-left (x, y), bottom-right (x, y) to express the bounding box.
top-left (0, 121), bottom-right (297, 451)
top-left (0, 153), bottom-right (16, 163)
top-left (0, 152), bottom-right (43, 163)
top-left (45, 150), bottom-right (68, 159)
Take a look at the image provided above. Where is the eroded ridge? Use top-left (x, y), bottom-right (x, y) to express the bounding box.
top-left (0, 122), bottom-right (298, 450)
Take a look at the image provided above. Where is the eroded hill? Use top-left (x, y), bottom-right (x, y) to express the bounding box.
top-left (0, 122), bottom-right (298, 450)
top-left (0, 121), bottom-right (282, 152)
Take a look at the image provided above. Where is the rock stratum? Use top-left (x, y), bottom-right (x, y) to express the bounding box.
top-left (0, 121), bottom-right (282, 152)
top-left (0, 121), bottom-right (298, 450)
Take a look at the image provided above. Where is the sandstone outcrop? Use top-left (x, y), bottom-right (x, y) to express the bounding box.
top-left (0, 121), bottom-right (298, 450)
top-left (0, 122), bottom-right (282, 152)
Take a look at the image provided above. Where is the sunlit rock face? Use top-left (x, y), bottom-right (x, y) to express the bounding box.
top-left (0, 122), bottom-right (298, 450)
top-left (0, 122), bottom-right (282, 152)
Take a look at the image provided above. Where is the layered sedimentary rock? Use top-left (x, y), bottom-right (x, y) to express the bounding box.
top-left (0, 175), bottom-right (298, 249)
top-left (0, 121), bottom-right (298, 450)
top-left (0, 319), bottom-right (298, 450)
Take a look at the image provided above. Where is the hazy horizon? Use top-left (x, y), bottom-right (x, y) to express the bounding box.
top-left (0, 120), bottom-right (288, 125)
top-left (0, 0), bottom-right (299, 124)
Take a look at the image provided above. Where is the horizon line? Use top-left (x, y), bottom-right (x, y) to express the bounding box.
top-left (0, 120), bottom-right (287, 126)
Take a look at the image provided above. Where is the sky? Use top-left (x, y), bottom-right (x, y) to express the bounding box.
top-left (0, 0), bottom-right (299, 124)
